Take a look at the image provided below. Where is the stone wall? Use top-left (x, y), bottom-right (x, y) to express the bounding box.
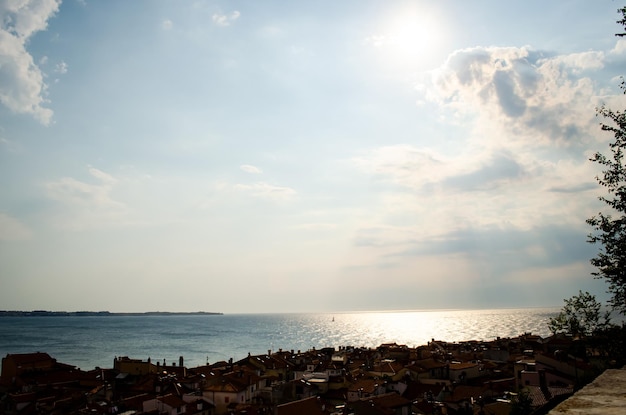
top-left (548, 367), bottom-right (626, 414)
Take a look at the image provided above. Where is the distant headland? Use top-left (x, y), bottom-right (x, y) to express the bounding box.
top-left (0, 310), bottom-right (223, 317)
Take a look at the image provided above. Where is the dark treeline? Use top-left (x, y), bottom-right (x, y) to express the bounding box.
top-left (0, 310), bottom-right (223, 317)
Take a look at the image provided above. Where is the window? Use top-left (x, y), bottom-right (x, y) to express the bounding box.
top-left (225, 397), bottom-right (229, 403)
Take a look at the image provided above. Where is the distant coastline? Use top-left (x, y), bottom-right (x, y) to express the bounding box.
top-left (0, 310), bottom-right (223, 317)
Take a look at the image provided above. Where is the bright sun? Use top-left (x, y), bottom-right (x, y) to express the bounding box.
top-left (372, 7), bottom-right (444, 71)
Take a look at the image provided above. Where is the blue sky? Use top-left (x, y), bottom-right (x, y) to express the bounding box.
top-left (1, 0), bottom-right (625, 313)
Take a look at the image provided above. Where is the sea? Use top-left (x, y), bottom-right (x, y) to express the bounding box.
top-left (0, 308), bottom-right (560, 371)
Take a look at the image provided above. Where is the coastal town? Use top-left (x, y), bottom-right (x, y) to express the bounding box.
top-left (0, 331), bottom-right (613, 415)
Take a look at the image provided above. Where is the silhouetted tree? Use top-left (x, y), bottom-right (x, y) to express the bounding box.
top-left (589, 323), bottom-right (626, 368)
top-left (548, 291), bottom-right (611, 338)
top-left (587, 7), bottom-right (626, 315)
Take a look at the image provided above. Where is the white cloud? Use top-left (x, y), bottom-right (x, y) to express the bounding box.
top-left (352, 145), bottom-right (453, 189)
top-left (87, 165), bottom-right (117, 185)
top-left (424, 46), bottom-right (602, 147)
top-left (212, 10), bottom-right (240, 27)
top-left (1, 0), bottom-right (60, 37)
top-left (363, 35), bottom-right (387, 48)
top-left (0, 213), bottom-right (31, 240)
top-left (54, 60), bottom-right (67, 74)
top-left (161, 19), bottom-right (173, 30)
top-left (0, 0), bottom-right (61, 124)
top-left (291, 222), bottom-right (337, 231)
top-left (44, 167), bottom-right (128, 230)
top-left (240, 164), bottom-right (262, 174)
top-left (234, 182), bottom-right (296, 200)
top-left (546, 51), bottom-right (605, 73)
top-left (611, 38), bottom-right (626, 55)
top-left (347, 44), bottom-right (624, 264)
top-left (45, 175), bottom-right (121, 209)
top-left (350, 141), bottom-right (602, 249)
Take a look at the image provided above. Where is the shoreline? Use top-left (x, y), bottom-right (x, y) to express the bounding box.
top-left (0, 310), bottom-right (223, 317)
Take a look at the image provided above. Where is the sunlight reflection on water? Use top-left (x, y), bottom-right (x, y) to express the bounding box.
top-left (311, 308), bottom-right (558, 350)
top-left (0, 308), bottom-right (559, 369)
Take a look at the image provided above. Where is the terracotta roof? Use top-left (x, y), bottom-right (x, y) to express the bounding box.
top-left (276, 396), bottom-right (329, 415)
top-left (403, 382), bottom-right (443, 401)
top-left (349, 393), bottom-right (411, 415)
top-left (3, 352), bottom-right (56, 366)
top-left (404, 362), bottom-right (428, 374)
top-left (223, 370), bottom-right (262, 388)
top-left (448, 362), bottom-right (478, 370)
top-left (7, 392), bottom-right (37, 403)
top-left (414, 358), bottom-right (447, 370)
top-left (158, 393), bottom-right (186, 408)
top-left (120, 392), bottom-right (153, 411)
top-left (413, 399), bottom-right (437, 414)
top-left (131, 373), bottom-right (159, 392)
top-left (526, 385), bottom-right (573, 408)
top-left (543, 334), bottom-right (573, 345)
top-left (371, 361), bottom-right (404, 375)
top-left (348, 400), bottom-right (392, 415)
top-left (480, 401), bottom-right (511, 415)
top-left (186, 397), bottom-right (214, 409)
top-left (348, 378), bottom-right (379, 394)
top-left (204, 378), bottom-right (247, 393)
top-left (250, 354), bottom-right (293, 370)
top-left (445, 385), bottom-right (491, 403)
top-left (367, 392), bottom-right (412, 408)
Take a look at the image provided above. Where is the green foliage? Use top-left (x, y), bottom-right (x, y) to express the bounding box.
top-left (548, 291), bottom-right (611, 337)
top-left (509, 389), bottom-right (532, 415)
top-left (587, 81), bottom-right (626, 315)
top-left (586, 8), bottom-right (626, 315)
top-left (589, 324), bottom-right (626, 367)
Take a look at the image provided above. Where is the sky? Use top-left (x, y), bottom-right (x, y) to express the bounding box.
top-left (1, 0), bottom-right (626, 314)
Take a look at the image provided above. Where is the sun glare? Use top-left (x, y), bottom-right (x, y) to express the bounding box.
top-left (371, 7), bottom-right (444, 71)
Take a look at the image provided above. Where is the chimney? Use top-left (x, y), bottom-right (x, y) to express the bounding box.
top-left (179, 356), bottom-right (184, 367)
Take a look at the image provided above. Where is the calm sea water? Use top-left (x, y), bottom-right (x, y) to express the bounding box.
top-left (0, 308), bottom-right (559, 371)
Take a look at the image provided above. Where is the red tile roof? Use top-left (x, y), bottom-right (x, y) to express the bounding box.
top-left (158, 393), bottom-right (186, 408)
top-left (276, 396), bottom-right (330, 415)
top-left (3, 352), bottom-right (55, 365)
